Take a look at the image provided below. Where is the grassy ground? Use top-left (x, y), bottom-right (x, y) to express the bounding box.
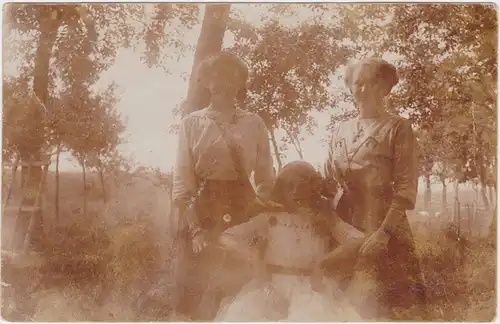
top-left (1, 171), bottom-right (497, 321)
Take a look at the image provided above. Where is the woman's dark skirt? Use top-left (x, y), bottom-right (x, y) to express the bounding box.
top-left (176, 179), bottom-right (257, 321)
top-left (336, 193), bottom-right (428, 321)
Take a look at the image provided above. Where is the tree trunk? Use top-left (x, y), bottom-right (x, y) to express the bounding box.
top-left (269, 128), bottom-right (282, 171)
top-left (487, 205), bottom-right (496, 247)
top-left (172, 5), bottom-right (232, 312)
top-left (183, 4), bottom-right (231, 116)
top-left (286, 130), bottom-right (304, 160)
top-left (452, 180), bottom-right (460, 228)
top-left (488, 186), bottom-right (494, 208)
top-left (55, 142), bottom-right (61, 221)
top-left (441, 177), bottom-right (448, 215)
top-left (424, 173), bottom-right (432, 211)
top-left (475, 140), bottom-right (492, 212)
top-left (480, 182), bottom-right (491, 211)
top-left (81, 158), bottom-right (87, 217)
top-left (98, 159), bottom-right (107, 203)
top-left (19, 7), bottom-right (62, 247)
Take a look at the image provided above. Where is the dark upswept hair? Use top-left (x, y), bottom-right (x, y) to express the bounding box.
top-left (195, 51), bottom-right (249, 105)
top-left (265, 161), bottom-right (333, 239)
top-left (269, 161), bottom-right (325, 210)
top-left (344, 57), bottom-right (399, 97)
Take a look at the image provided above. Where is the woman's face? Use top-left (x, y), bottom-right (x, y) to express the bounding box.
top-left (208, 66), bottom-right (244, 101)
top-left (349, 65), bottom-right (389, 110)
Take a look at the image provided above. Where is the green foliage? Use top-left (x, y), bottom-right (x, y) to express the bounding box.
top-left (226, 13), bottom-right (353, 159)
top-left (3, 3), bottom-right (200, 174)
top-left (337, 4), bottom-right (497, 188)
top-left (140, 4), bottom-right (199, 67)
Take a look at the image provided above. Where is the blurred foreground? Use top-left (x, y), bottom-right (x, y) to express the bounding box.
top-left (1, 171), bottom-right (496, 321)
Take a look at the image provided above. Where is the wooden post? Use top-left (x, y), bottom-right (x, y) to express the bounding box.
top-left (1, 155), bottom-right (20, 217)
top-left (4, 157), bottom-right (51, 253)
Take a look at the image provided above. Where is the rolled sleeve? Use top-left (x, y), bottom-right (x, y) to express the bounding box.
top-left (223, 213), bottom-right (269, 246)
top-left (172, 117), bottom-right (197, 208)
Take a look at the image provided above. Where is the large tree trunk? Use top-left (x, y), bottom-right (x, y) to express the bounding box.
top-left (55, 141), bottom-right (61, 221)
top-left (173, 6), bottom-right (231, 313)
top-left (269, 128), bottom-right (282, 171)
top-left (183, 4), bottom-right (231, 116)
top-left (20, 7), bottom-right (62, 248)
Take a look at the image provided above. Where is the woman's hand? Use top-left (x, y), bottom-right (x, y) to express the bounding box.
top-left (255, 196), bottom-right (284, 209)
top-left (192, 229), bottom-right (208, 253)
top-left (359, 228), bottom-right (390, 256)
top-left (218, 234), bottom-right (261, 262)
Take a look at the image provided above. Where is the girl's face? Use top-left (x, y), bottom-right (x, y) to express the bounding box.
top-left (280, 172), bottom-right (317, 211)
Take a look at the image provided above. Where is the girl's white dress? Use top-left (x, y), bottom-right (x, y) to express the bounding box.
top-left (215, 211), bottom-right (362, 322)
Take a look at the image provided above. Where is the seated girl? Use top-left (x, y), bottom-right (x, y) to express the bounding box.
top-left (214, 161), bottom-right (367, 322)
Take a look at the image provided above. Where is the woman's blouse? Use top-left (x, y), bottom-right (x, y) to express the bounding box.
top-left (323, 114), bottom-right (418, 232)
top-left (172, 107), bottom-right (275, 207)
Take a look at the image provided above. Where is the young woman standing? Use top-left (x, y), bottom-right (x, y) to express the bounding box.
top-left (171, 52), bottom-right (276, 320)
top-left (323, 58), bottom-right (427, 320)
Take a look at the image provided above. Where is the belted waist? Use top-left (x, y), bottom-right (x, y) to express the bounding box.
top-left (195, 178), bottom-right (256, 230)
top-left (267, 264), bottom-right (313, 277)
top-left (341, 182), bottom-right (393, 195)
top-left (332, 182), bottom-right (393, 208)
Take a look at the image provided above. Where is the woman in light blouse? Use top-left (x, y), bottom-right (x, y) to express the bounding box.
top-left (172, 52), bottom-right (275, 321)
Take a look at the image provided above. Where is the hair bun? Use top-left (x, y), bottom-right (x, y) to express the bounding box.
top-left (344, 57), bottom-right (399, 95)
top-left (196, 51), bottom-right (249, 89)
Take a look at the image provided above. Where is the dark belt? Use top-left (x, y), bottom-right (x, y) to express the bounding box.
top-left (195, 178), bottom-right (254, 230)
top-left (334, 184), bottom-right (393, 205)
top-left (267, 264), bottom-right (313, 277)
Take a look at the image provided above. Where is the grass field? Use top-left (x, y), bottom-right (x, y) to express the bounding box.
top-left (1, 170), bottom-right (497, 321)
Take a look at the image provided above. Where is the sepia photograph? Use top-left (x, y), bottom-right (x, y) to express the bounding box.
top-left (1, 2), bottom-right (497, 322)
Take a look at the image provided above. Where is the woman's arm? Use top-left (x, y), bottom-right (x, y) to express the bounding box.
top-left (317, 212), bottom-right (366, 272)
top-left (307, 208), bottom-right (366, 278)
top-left (172, 117), bottom-right (200, 234)
top-left (329, 212), bottom-right (365, 244)
top-left (218, 214), bottom-right (270, 279)
top-left (317, 236), bottom-right (365, 275)
top-left (380, 118), bottom-right (419, 236)
top-left (218, 214), bottom-right (269, 259)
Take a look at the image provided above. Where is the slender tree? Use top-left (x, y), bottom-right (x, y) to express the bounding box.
top-left (183, 4), bottom-right (232, 116)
